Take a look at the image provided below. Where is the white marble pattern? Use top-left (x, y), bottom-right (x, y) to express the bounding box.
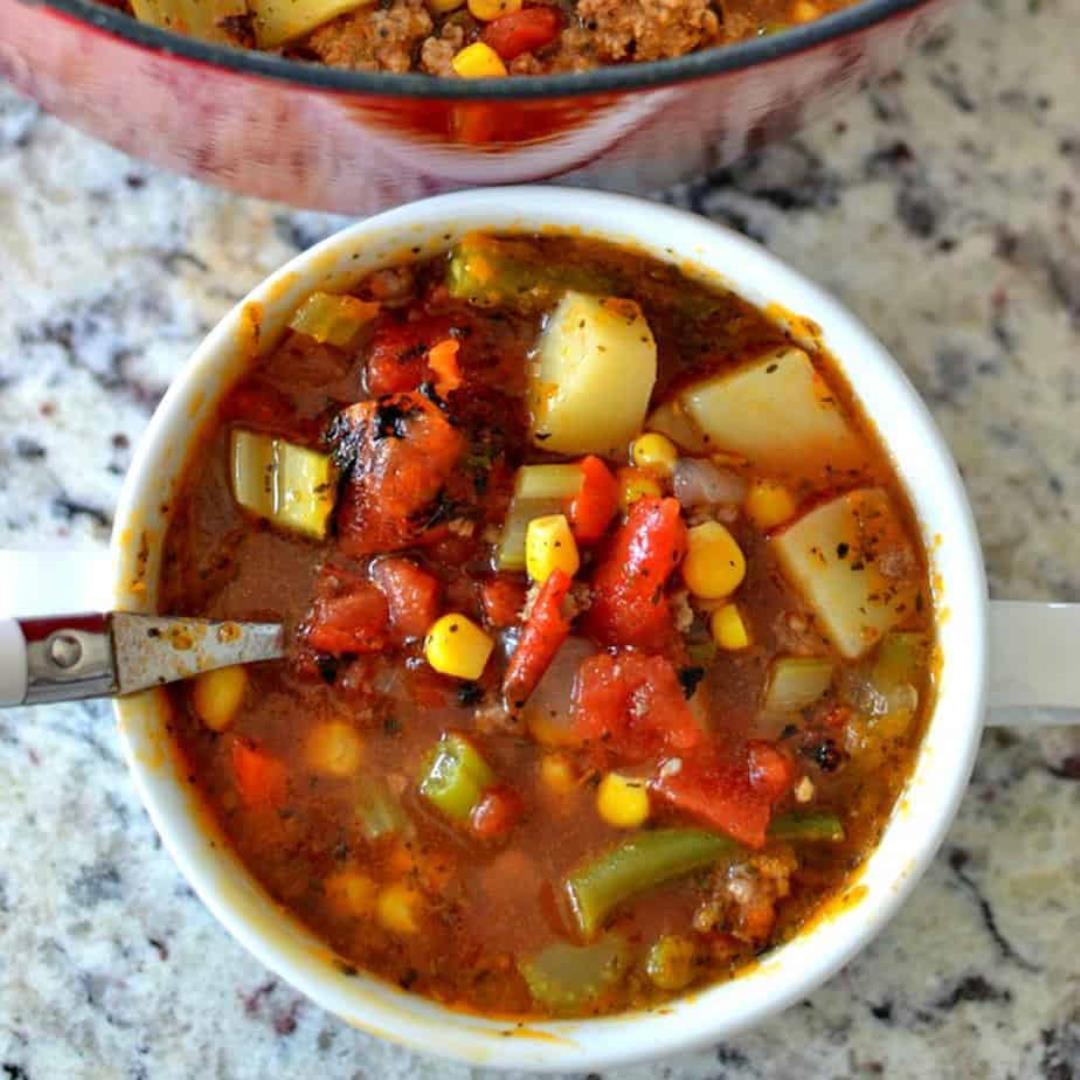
top-left (1, 0), bottom-right (1079, 1074)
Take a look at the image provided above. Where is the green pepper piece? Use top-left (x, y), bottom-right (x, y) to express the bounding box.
top-left (447, 234), bottom-right (620, 311)
top-left (519, 935), bottom-right (629, 1012)
top-left (418, 733), bottom-right (495, 822)
top-left (768, 811), bottom-right (845, 843)
top-left (564, 829), bottom-right (737, 939)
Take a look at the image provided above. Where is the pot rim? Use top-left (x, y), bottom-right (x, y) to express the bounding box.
top-left (40, 0), bottom-right (926, 100)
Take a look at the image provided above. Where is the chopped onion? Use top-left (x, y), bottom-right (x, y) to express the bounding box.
top-left (763, 656), bottom-right (834, 713)
top-left (523, 637), bottom-right (597, 747)
top-left (673, 458), bottom-right (746, 509)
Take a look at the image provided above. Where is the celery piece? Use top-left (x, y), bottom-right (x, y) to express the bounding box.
top-left (251, 0), bottom-right (378, 48)
top-left (289, 292), bottom-right (378, 348)
top-left (564, 829), bottom-right (736, 939)
top-left (514, 464), bottom-right (583, 502)
top-left (130, 0), bottom-right (248, 43)
top-left (769, 811), bottom-right (845, 843)
top-left (762, 657), bottom-right (835, 714)
top-left (230, 429), bottom-right (337, 540)
top-left (418, 733), bottom-right (495, 822)
top-left (446, 234), bottom-right (619, 311)
top-left (357, 778), bottom-right (410, 841)
top-left (519, 935), bottom-right (629, 1013)
top-left (496, 464), bottom-right (582, 572)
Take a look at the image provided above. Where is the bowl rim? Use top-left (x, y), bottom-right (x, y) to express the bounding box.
top-left (111, 186), bottom-right (987, 1071)
top-left (42, 0), bottom-right (927, 100)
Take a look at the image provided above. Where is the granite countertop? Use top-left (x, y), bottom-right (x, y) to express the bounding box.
top-left (1, 0), bottom-right (1078, 1073)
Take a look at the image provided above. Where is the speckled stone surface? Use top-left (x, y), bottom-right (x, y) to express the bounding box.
top-left (1, 0), bottom-right (1079, 1074)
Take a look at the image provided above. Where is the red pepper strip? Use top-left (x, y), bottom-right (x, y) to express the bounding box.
top-left (503, 568), bottom-right (572, 708)
top-left (584, 497), bottom-right (687, 651)
top-left (567, 455), bottom-right (618, 545)
top-left (482, 6), bottom-right (561, 61)
top-left (652, 740), bottom-right (794, 849)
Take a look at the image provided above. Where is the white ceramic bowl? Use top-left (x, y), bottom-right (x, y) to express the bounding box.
top-left (111, 188), bottom-right (988, 1071)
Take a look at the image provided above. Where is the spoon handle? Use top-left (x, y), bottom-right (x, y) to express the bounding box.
top-left (985, 601), bottom-right (1080, 727)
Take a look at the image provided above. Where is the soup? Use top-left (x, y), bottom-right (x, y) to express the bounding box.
top-left (117, 0), bottom-right (855, 77)
top-left (160, 233), bottom-right (934, 1018)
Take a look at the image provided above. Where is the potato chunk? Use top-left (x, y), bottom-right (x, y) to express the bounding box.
top-left (771, 488), bottom-right (921, 659)
top-left (530, 293), bottom-right (657, 457)
top-left (680, 346), bottom-right (859, 475)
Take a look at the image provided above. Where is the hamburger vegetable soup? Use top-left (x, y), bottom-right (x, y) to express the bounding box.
top-left (161, 233), bottom-right (934, 1018)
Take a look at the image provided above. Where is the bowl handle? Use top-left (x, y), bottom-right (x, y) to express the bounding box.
top-left (986, 601), bottom-right (1080, 726)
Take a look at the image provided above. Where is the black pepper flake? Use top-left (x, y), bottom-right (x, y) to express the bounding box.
top-left (804, 738), bottom-right (844, 772)
top-left (677, 666), bottom-right (706, 699)
top-left (766, 363), bottom-right (779, 373)
top-left (836, 542), bottom-right (849, 558)
top-left (373, 399), bottom-right (421, 440)
top-left (457, 682), bottom-right (483, 707)
top-left (399, 968), bottom-right (420, 990)
top-left (316, 654), bottom-right (341, 685)
top-left (383, 715), bottom-right (402, 736)
top-left (780, 723), bottom-right (799, 739)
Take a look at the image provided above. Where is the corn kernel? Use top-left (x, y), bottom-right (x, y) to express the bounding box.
top-left (745, 479), bottom-right (797, 530)
top-left (596, 772), bottom-right (650, 828)
top-left (306, 721), bottom-right (364, 777)
top-left (539, 754), bottom-right (577, 794)
top-left (427, 0), bottom-right (464, 11)
top-left (617, 466), bottom-right (663, 510)
top-left (376, 882), bottom-right (422, 935)
top-left (467, 0), bottom-right (520, 18)
top-left (630, 432), bottom-right (678, 476)
top-left (711, 603), bottom-right (751, 650)
top-left (682, 521), bottom-right (746, 599)
top-left (451, 42), bottom-right (508, 78)
top-left (424, 613), bottom-right (494, 680)
top-left (192, 665), bottom-right (247, 731)
top-left (525, 513), bottom-right (580, 584)
top-left (325, 869), bottom-right (377, 917)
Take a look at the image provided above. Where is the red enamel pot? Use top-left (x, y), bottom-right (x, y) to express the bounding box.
top-left (1, 0), bottom-right (948, 212)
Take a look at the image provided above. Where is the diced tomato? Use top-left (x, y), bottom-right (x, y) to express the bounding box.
top-left (303, 566), bottom-right (389, 655)
top-left (652, 741), bottom-right (793, 849)
top-left (231, 740), bottom-right (287, 810)
top-left (573, 652), bottom-right (702, 766)
top-left (333, 392), bottom-right (466, 557)
top-left (503, 569), bottom-right (573, 708)
top-left (482, 5), bottom-right (561, 61)
top-left (480, 576), bottom-right (527, 629)
top-left (371, 557), bottom-right (441, 643)
top-left (585, 497), bottom-right (687, 651)
top-left (365, 316), bottom-right (457, 396)
top-left (567, 455), bottom-right (618, 545)
top-left (471, 784), bottom-right (525, 839)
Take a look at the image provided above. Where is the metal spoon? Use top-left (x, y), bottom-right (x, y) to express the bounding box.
top-left (0, 612), bottom-right (284, 707)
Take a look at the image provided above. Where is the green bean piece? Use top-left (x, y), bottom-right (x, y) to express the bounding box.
top-left (768, 811), bottom-right (845, 843)
top-left (564, 829), bottom-right (737, 939)
top-left (418, 733), bottom-right (495, 822)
